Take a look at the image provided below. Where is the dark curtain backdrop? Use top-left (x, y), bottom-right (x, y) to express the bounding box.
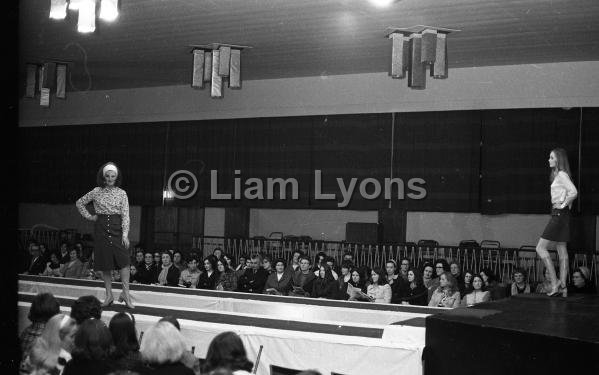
top-left (480, 108), bottom-right (580, 214)
top-left (18, 108), bottom-right (598, 214)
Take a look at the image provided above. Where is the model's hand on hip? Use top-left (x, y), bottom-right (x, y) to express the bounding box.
top-left (90, 215), bottom-right (98, 221)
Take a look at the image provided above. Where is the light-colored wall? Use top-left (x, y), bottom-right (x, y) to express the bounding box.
top-left (19, 61), bottom-right (599, 127)
top-left (18, 203), bottom-right (141, 243)
top-left (203, 207), bottom-right (225, 237)
top-left (249, 208), bottom-right (378, 242)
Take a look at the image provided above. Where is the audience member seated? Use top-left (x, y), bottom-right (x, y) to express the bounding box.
top-left (480, 268), bottom-right (505, 300)
top-left (179, 256), bottom-right (201, 288)
top-left (129, 264), bottom-right (139, 284)
top-left (421, 263), bottom-right (436, 302)
top-left (135, 321), bottom-right (194, 375)
top-left (158, 316), bottom-right (200, 373)
top-left (398, 268), bottom-right (428, 306)
top-left (63, 319), bottom-right (117, 375)
top-left (58, 242), bottom-right (70, 265)
top-left (569, 266), bottom-right (596, 295)
top-left (137, 252), bottom-right (158, 285)
top-left (264, 258), bottom-right (293, 295)
top-left (38, 243), bottom-right (50, 263)
top-left (109, 312), bottom-right (143, 371)
top-left (238, 254), bottom-right (268, 294)
top-left (212, 247), bottom-right (224, 261)
top-left (325, 257), bottom-right (339, 280)
top-left (235, 254), bottom-right (249, 278)
top-left (216, 258), bottom-right (238, 292)
top-left (60, 248), bottom-right (85, 279)
top-left (20, 292), bottom-right (60, 363)
top-left (460, 270), bottom-right (475, 297)
top-left (347, 267), bottom-right (369, 301)
top-left (535, 267), bottom-right (553, 294)
top-left (23, 243), bottom-right (46, 276)
top-left (153, 252), bottom-right (162, 268)
top-left (222, 253), bottom-right (236, 272)
top-left (173, 251), bottom-right (187, 272)
top-left (195, 255), bottom-right (218, 290)
top-left (42, 253), bottom-right (63, 277)
top-left (428, 272), bottom-right (461, 308)
top-left (70, 295), bottom-right (102, 325)
top-left (289, 256), bottom-right (317, 297)
top-left (342, 251), bottom-right (354, 264)
top-left (134, 250), bottom-right (145, 269)
top-left (385, 260), bottom-right (404, 304)
top-left (449, 261), bottom-right (463, 292)
top-left (157, 251), bottom-right (181, 287)
top-left (366, 267), bottom-right (392, 303)
top-left (262, 256), bottom-right (274, 275)
top-left (398, 257), bottom-right (411, 282)
top-left (460, 275), bottom-right (490, 307)
top-left (506, 268), bottom-right (532, 296)
top-left (312, 251), bottom-right (327, 273)
top-left (286, 250), bottom-right (303, 274)
top-left (201, 331), bottom-right (254, 375)
top-left (311, 265), bottom-right (337, 299)
top-left (335, 261), bottom-right (353, 300)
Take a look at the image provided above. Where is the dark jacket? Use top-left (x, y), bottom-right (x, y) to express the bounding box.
top-left (133, 362), bottom-right (195, 375)
top-left (137, 263), bottom-right (158, 284)
top-left (26, 256), bottom-right (47, 275)
top-left (158, 264), bottom-right (181, 287)
top-left (238, 267), bottom-right (269, 293)
top-left (290, 270), bottom-right (317, 297)
top-left (311, 278), bottom-right (337, 299)
top-left (63, 358), bottom-right (116, 375)
top-left (197, 270), bottom-right (220, 290)
top-left (398, 283), bottom-right (428, 306)
top-left (264, 271), bottom-right (294, 295)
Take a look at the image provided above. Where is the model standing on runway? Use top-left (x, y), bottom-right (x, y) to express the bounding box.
top-left (535, 148), bottom-right (577, 297)
top-left (76, 162), bottom-right (134, 308)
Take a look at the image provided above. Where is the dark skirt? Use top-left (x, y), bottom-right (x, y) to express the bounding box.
top-left (541, 208), bottom-right (570, 242)
top-left (94, 214), bottom-right (130, 271)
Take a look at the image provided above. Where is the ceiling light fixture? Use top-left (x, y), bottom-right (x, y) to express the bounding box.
top-left (49, 0), bottom-right (120, 33)
top-left (385, 25), bottom-right (460, 89)
top-left (368, 0), bottom-right (396, 8)
top-left (189, 43), bottom-right (252, 98)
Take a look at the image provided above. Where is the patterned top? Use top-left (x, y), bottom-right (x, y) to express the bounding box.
top-left (19, 322), bottom-right (45, 360)
top-left (550, 171), bottom-right (577, 209)
top-left (76, 186), bottom-right (130, 238)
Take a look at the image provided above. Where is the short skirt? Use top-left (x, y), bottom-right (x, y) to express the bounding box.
top-left (541, 208), bottom-right (570, 242)
top-left (93, 214), bottom-right (130, 271)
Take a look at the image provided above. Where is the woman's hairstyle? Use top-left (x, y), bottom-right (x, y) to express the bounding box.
top-left (109, 312), bottom-right (139, 357)
top-left (38, 313), bottom-right (77, 357)
top-left (203, 331), bottom-right (253, 373)
top-left (28, 292), bottom-right (60, 323)
top-left (385, 259), bottom-right (398, 273)
top-left (349, 267), bottom-right (366, 289)
top-left (161, 251), bottom-right (173, 263)
top-left (550, 148), bottom-right (572, 181)
top-left (469, 275), bottom-right (485, 293)
top-left (370, 267), bottom-right (388, 285)
top-left (480, 267), bottom-right (497, 283)
top-left (463, 269), bottom-right (474, 283)
top-left (204, 254), bottom-right (219, 271)
top-left (28, 336), bottom-right (59, 374)
top-left (438, 271), bottom-right (459, 294)
top-left (159, 315), bottom-right (181, 331)
top-left (71, 318), bottom-right (114, 361)
top-left (96, 162), bottom-right (123, 187)
top-left (223, 253), bottom-right (236, 268)
top-left (313, 251), bottom-right (327, 266)
top-left (574, 266), bottom-right (591, 283)
top-left (340, 260), bottom-right (354, 272)
top-left (434, 259), bottom-right (450, 274)
top-left (318, 264), bottom-right (335, 282)
top-left (140, 321), bottom-right (187, 365)
top-left (70, 295), bottom-right (102, 324)
top-left (512, 267), bottom-right (528, 281)
top-left (408, 268), bottom-right (424, 287)
top-left (449, 261), bottom-right (461, 273)
top-left (274, 257), bottom-right (287, 269)
top-left (421, 262), bottom-right (434, 274)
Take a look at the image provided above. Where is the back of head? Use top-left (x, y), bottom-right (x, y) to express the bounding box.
top-left (158, 315), bottom-right (181, 331)
top-left (140, 321), bottom-right (187, 365)
top-left (109, 312), bottom-right (139, 356)
top-left (204, 331), bottom-right (253, 373)
top-left (40, 313), bottom-right (77, 353)
top-left (70, 295), bottom-right (102, 325)
top-left (72, 319), bottom-right (113, 361)
top-left (28, 293), bottom-right (60, 324)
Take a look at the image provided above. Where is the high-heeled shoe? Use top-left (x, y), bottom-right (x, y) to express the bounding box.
top-left (101, 295), bottom-right (114, 307)
top-left (121, 293), bottom-right (135, 309)
top-left (547, 282), bottom-right (561, 297)
top-left (118, 293), bottom-right (125, 303)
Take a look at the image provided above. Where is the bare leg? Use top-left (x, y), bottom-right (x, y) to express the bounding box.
top-left (556, 242), bottom-right (569, 297)
top-left (536, 238), bottom-right (560, 296)
top-left (119, 266), bottom-right (134, 309)
top-left (101, 271), bottom-right (114, 306)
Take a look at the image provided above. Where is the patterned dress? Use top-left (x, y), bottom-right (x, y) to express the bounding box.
top-left (76, 186), bottom-right (130, 271)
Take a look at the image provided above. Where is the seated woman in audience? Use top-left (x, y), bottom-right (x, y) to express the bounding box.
top-left (135, 321), bottom-right (194, 375)
top-left (129, 264), bottom-right (139, 284)
top-left (60, 249), bottom-right (85, 279)
top-left (42, 253), bottom-right (63, 277)
top-left (235, 254), bottom-right (249, 279)
top-left (506, 268), bottom-right (532, 296)
top-left (156, 251), bottom-right (180, 287)
top-left (366, 267), bottom-right (392, 303)
top-left (109, 312), bottom-right (142, 371)
top-left (421, 263), bottom-right (436, 302)
top-left (178, 256), bottom-right (201, 288)
top-left (222, 253), bottom-right (236, 271)
top-left (201, 331), bottom-right (253, 375)
top-left (480, 267), bottom-right (505, 300)
top-left (398, 268), bottom-right (428, 306)
top-left (197, 255), bottom-right (220, 290)
top-left (347, 267), bottom-right (369, 301)
top-left (216, 258), bottom-right (238, 292)
top-left (312, 265), bottom-right (337, 299)
top-left (460, 270), bottom-right (475, 296)
top-left (63, 319), bottom-right (116, 375)
top-left (461, 275), bottom-right (490, 307)
top-left (286, 250), bottom-right (303, 274)
top-left (173, 251), bottom-right (187, 272)
top-left (136, 252), bottom-right (158, 285)
top-left (20, 292), bottom-right (60, 362)
top-left (264, 258), bottom-right (293, 295)
top-left (428, 272), bottom-right (461, 308)
top-left (449, 261), bottom-right (463, 291)
top-left (569, 266), bottom-right (596, 295)
top-left (535, 267), bottom-right (554, 294)
top-left (324, 257), bottom-right (339, 280)
top-left (212, 247), bottom-right (223, 261)
top-left (313, 251), bottom-right (327, 272)
top-left (262, 255), bottom-right (274, 275)
top-left (335, 261), bottom-right (353, 300)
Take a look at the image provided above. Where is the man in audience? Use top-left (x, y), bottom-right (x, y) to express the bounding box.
top-left (70, 295), bottom-right (102, 325)
top-left (287, 250), bottom-right (304, 273)
top-left (179, 256), bottom-right (201, 288)
top-left (343, 251), bottom-right (354, 264)
top-left (23, 243), bottom-right (46, 276)
top-left (238, 253), bottom-right (268, 293)
top-left (134, 249), bottom-right (145, 269)
top-left (290, 256), bottom-right (317, 297)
